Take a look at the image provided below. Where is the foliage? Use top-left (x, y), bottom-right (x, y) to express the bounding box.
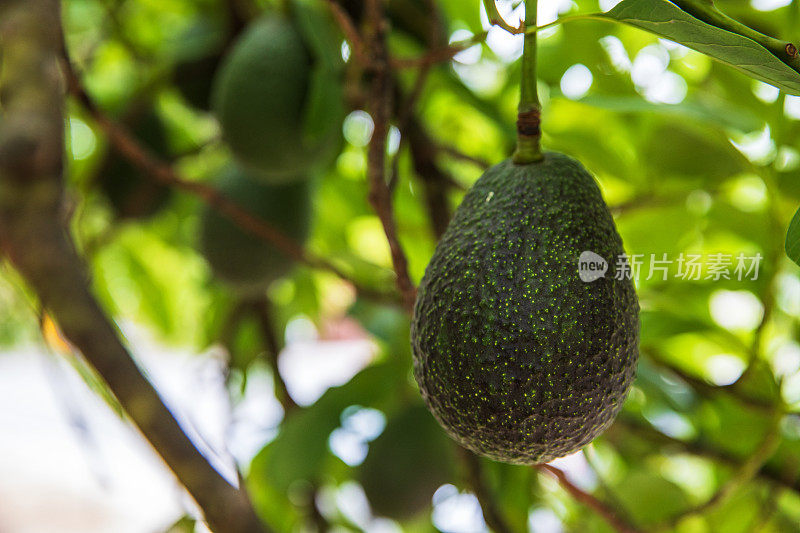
top-left (1, 0), bottom-right (800, 531)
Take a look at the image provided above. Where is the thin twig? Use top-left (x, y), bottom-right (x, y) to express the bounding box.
top-left (612, 417), bottom-right (800, 497)
top-left (406, 116), bottom-right (454, 240)
top-left (536, 464), bottom-right (640, 533)
top-left (655, 412), bottom-right (782, 530)
top-left (60, 56), bottom-right (399, 307)
top-left (644, 348), bottom-right (776, 412)
top-left (459, 448), bottom-right (514, 533)
top-left (249, 297), bottom-right (298, 414)
top-left (363, 0), bottom-right (417, 312)
top-left (435, 142), bottom-right (491, 171)
top-left (327, 0), bottom-right (371, 67)
top-left (392, 32), bottom-right (488, 69)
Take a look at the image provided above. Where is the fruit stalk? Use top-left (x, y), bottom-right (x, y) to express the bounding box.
top-left (513, 0), bottom-right (544, 164)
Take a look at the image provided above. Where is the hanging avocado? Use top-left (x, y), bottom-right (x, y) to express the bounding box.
top-left (199, 164), bottom-right (312, 295)
top-left (211, 1), bottom-right (345, 181)
top-left (411, 153), bottom-right (639, 464)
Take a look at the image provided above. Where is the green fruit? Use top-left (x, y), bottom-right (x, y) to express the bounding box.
top-left (199, 165), bottom-right (311, 294)
top-left (411, 153), bottom-right (639, 465)
top-left (98, 110), bottom-right (172, 219)
top-left (211, 6), bottom-right (345, 181)
top-left (358, 405), bottom-right (455, 520)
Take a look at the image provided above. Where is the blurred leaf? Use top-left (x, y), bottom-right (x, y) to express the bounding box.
top-left (250, 362), bottom-right (404, 493)
top-left (640, 122), bottom-right (748, 182)
top-left (614, 469), bottom-right (690, 525)
top-left (163, 515), bottom-right (196, 533)
top-left (604, 0), bottom-right (800, 94)
top-left (579, 94), bottom-right (761, 133)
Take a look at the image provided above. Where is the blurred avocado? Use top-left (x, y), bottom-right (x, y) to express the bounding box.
top-left (358, 404), bottom-right (456, 520)
top-left (97, 107), bottom-right (173, 219)
top-left (199, 164), bottom-right (312, 295)
top-left (211, 2), bottom-right (345, 181)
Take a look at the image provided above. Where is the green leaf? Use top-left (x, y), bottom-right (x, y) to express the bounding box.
top-left (250, 362), bottom-right (403, 493)
top-left (787, 206), bottom-right (800, 266)
top-left (603, 0), bottom-right (800, 95)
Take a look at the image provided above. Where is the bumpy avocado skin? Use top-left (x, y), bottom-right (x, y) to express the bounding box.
top-left (211, 13), bottom-right (344, 181)
top-left (199, 165), bottom-right (311, 295)
top-left (411, 153), bottom-right (639, 465)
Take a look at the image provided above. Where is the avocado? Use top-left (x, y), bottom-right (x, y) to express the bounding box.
top-left (411, 153), bottom-right (639, 464)
top-left (97, 109), bottom-right (172, 219)
top-left (358, 404), bottom-right (455, 520)
top-left (199, 164), bottom-right (311, 295)
top-left (211, 5), bottom-right (345, 181)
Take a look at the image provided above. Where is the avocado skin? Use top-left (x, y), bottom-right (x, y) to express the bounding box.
top-left (358, 405), bottom-right (455, 520)
top-left (199, 165), bottom-right (311, 294)
top-left (211, 13), bottom-right (343, 181)
top-left (411, 153), bottom-right (639, 465)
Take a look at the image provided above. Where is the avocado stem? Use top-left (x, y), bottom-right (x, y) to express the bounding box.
top-left (513, 0), bottom-right (544, 165)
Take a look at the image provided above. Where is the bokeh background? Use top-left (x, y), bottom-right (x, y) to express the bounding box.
top-left (2, 0), bottom-right (800, 531)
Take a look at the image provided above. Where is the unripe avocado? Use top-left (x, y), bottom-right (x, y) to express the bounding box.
top-left (411, 153), bottom-right (639, 464)
top-left (211, 6), bottom-right (345, 181)
top-left (98, 109), bottom-right (172, 219)
top-left (199, 165), bottom-right (311, 294)
top-left (358, 405), bottom-right (455, 520)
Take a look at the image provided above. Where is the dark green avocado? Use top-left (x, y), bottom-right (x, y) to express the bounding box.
top-left (199, 164), bottom-right (311, 295)
top-left (211, 4), bottom-right (345, 181)
top-left (358, 404), bottom-right (455, 520)
top-left (410, 152), bottom-right (639, 464)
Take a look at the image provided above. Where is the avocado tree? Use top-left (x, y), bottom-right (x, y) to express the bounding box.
top-left (1, 0), bottom-right (800, 532)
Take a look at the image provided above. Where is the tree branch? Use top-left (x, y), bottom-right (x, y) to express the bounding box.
top-left (536, 464), bottom-right (640, 533)
top-left (406, 117), bottom-right (453, 240)
top-left (655, 412), bottom-right (781, 529)
top-left (458, 448), bottom-right (515, 533)
top-left (249, 297), bottom-right (298, 414)
top-left (60, 55), bottom-right (399, 307)
top-left (0, 2), bottom-right (267, 532)
top-left (363, 0), bottom-right (417, 312)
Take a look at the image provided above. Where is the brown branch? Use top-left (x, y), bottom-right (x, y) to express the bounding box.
top-left (60, 55), bottom-right (399, 307)
top-left (0, 3), bottom-right (267, 532)
top-left (536, 464), bottom-right (640, 533)
top-left (249, 297), bottom-right (298, 414)
top-left (326, 0), bottom-right (372, 67)
top-left (406, 117), bottom-right (453, 240)
top-left (392, 31), bottom-right (489, 69)
top-left (364, 0), bottom-right (417, 312)
top-left (458, 448), bottom-right (515, 533)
